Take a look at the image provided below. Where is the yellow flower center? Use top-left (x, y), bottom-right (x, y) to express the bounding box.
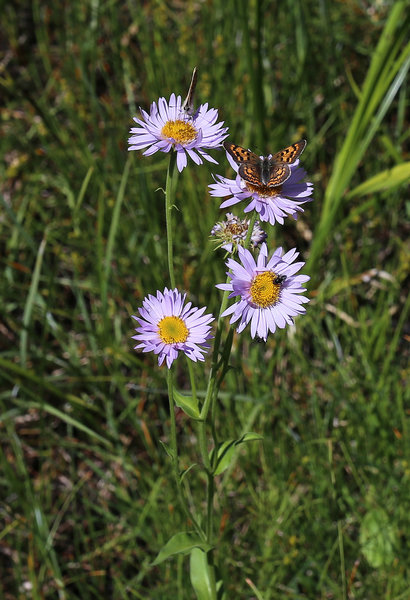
top-left (161, 119), bottom-right (198, 144)
top-left (250, 272), bottom-right (282, 308)
top-left (158, 316), bottom-right (189, 344)
top-left (246, 182), bottom-right (283, 197)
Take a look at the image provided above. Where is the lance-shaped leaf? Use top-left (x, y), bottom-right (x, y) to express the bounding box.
top-left (173, 389), bottom-right (201, 419)
top-left (346, 162), bottom-right (410, 198)
top-left (190, 548), bottom-right (217, 600)
top-left (211, 432), bottom-right (263, 475)
top-left (152, 532), bottom-right (213, 566)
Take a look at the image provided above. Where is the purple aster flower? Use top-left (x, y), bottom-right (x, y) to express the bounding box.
top-left (128, 93), bottom-right (228, 172)
top-left (209, 152), bottom-right (313, 226)
top-left (132, 288), bottom-right (214, 368)
top-left (210, 212), bottom-right (267, 252)
top-left (216, 243), bottom-right (309, 341)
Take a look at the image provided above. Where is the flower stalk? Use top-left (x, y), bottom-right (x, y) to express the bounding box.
top-left (165, 150), bottom-right (178, 289)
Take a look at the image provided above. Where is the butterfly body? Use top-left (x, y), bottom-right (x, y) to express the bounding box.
top-left (259, 157), bottom-right (279, 186)
top-left (224, 140), bottom-right (306, 188)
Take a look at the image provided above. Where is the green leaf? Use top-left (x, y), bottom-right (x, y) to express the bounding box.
top-left (158, 440), bottom-right (175, 460)
top-left (152, 532), bottom-right (213, 566)
top-left (347, 162), bottom-right (410, 198)
top-left (212, 432), bottom-right (263, 475)
top-left (180, 463), bottom-right (198, 483)
top-left (173, 389), bottom-right (200, 419)
top-left (189, 548), bottom-right (216, 600)
top-left (359, 508), bottom-right (396, 568)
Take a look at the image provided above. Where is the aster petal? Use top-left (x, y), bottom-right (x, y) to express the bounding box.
top-left (186, 148), bottom-right (203, 165)
top-left (128, 132), bottom-right (156, 144)
top-left (271, 306), bottom-right (286, 329)
top-left (142, 145), bottom-right (161, 156)
top-left (176, 150), bottom-right (187, 172)
top-left (220, 196), bottom-right (242, 209)
top-left (220, 303), bottom-right (238, 318)
top-left (250, 310), bottom-right (260, 339)
top-left (284, 262), bottom-right (305, 277)
top-left (216, 283), bottom-right (233, 291)
top-left (157, 96), bottom-right (170, 123)
top-left (198, 151), bottom-right (219, 164)
top-left (238, 246), bottom-right (257, 274)
top-left (226, 151), bottom-right (239, 171)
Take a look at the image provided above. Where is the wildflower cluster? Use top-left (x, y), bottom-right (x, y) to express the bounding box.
top-left (126, 70), bottom-right (315, 597)
top-left (129, 75), bottom-right (313, 364)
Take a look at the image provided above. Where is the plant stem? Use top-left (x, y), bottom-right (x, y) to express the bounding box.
top-left (200, 285), bottom-right (230, 423)
top-left (206, 473), bottom-right (214, 543)
top-left (167, 368), bottom-right (204, 539)
top-left (165, 150), bottom-right (178, 289)
top-left (244, 212), bottom-right (257, 249)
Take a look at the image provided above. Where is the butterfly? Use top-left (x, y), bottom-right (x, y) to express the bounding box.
top-left (223, 139), bottom-right (306, 188)
top-left (181, 66), bottom-right (198, 116)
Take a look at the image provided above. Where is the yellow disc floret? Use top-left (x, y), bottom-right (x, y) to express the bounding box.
top-left (158, 316), bottom-right (189, 344)
top-left (161, 120), bottom-right (197, 144)
top-left (250, 272), bottom-right (282, 308)
top-left (226, 222), bottom-right (248, 237)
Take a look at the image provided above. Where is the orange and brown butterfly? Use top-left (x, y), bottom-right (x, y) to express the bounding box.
top-left (223, 139), bottom-right (307, 188)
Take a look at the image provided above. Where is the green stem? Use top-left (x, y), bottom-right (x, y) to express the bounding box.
top-left (244, 212), bottom-right (257, 249)
top-left (186, 357), bottom-right (197, 406)
top-left (167, 369), bottom-right (204, 539)
top-left (165, 150), bottom-right (178, 288)
top-left (206, 474), bottom-right (214, 543)
top-left (187, 357), bottom-right (212, 472)
top-left (186, 358), bottom-right (212, 473)
top-left (200, 285), bottom-right (230, 422)
top-left (198, 421), bottom-right (212, 472)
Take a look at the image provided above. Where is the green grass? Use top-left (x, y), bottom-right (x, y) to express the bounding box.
top-left (1, 0), bottom-right (409, 598)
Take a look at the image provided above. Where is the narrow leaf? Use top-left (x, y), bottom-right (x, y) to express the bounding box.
top-left (173, 389), bottom-right (200, 419)
top-left (213, 432), bottom-right (263, 475)
top-left (190, 548), bottom-right (216, 600)
top-left (180, 463), bottom-right (198, 483)
top-left (347, 162), bottom-right (410, 198)
top-left (158, 440), bottom-right (175, 460)
top-left (152, 532), bottom-right (213, 566)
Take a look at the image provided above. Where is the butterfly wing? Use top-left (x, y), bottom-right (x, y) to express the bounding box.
top-left (223, 142), bottom-right (263, 185)
top-left (223, 142), bottom-right (260, 165)
top-left (271, 139), bottom-right (306, 164)
top-left (224, 140), bottom-right (306, 188)
top-left (238, 161), bottom-right (264, 187)
top-left (182, 66), bottom-right (198, 115)
top-left (266, 162), bottom-right (291, 187)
